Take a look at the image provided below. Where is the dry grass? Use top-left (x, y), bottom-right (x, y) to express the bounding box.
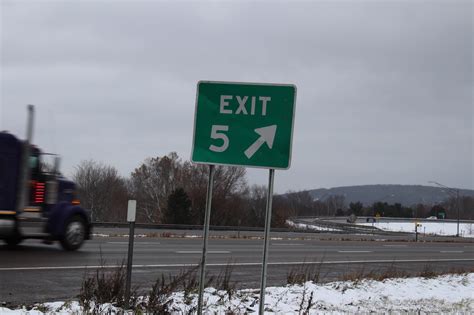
top-left (214, 260), bottom-right (237, 297)
top-left (341, 264), bottom-right (413, 283)
top-left (287, 257), bottom-right (328, 285)
top-left (418, 264), bottom-right (439, 278)
top-left (77, 241), bottom-right (474, 313)
top-left (79, 258), bottom-right (238, 314)
top-left (78, 259), bottom-right (139, 314)
top-left (144, 266), bottom-right (200, 314)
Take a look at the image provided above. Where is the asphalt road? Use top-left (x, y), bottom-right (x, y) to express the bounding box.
top-left (1, 230), bottom-right (473, 305)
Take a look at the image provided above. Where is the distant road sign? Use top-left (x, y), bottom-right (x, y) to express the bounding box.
top-left (191, 81), bottom-right (296, 169)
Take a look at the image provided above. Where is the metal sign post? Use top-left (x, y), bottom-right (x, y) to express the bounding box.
top-left (259, 169), bottom-right (275, 315)
top-left (125, 200), bottom-right (137, 309)
top-left (197, 165), bottom-right (215, 315)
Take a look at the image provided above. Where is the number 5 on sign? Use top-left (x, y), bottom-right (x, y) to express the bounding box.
top-left (209, 125), bottom-right (229, 152)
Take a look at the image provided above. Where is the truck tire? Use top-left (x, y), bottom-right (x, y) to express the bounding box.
top-left (60, 215), bottom-right (86, 251)
top-left (4, 235), bottom-right (22, 248)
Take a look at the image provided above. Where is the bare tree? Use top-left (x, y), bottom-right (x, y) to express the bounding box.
top-left (181, 162), bottom-right (208, 223)
top-left (213, 166), bottom-right (247, 199)
top-left (443, 195), bottom-right (474, 220)
top-left (286, 190), bottom-right (314, 216)
top-left (129, 152), bottom-right (182, 223)
top-left (74, 151), bottom-right (250, 225)
top-left (246, 185), bottom-right (267, 226)
top-left (72, 160), bottom-right (129, 222)
top-left (180, 162), bottom-right (248, 225)
top-left (325, 195), bottom-right (346, 216)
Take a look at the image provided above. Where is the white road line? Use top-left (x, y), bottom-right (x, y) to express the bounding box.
top-left (1, 258), bottom-right (474, 271)
top-left (272, 243), bottom-right (304, 246)
top-left (338, 251), bottom-right (372, 253)
top-left (107, 242), bottom-right (159, 245)
top-left (175, 250), bottom-right (230, 254)
top-left (383, 245), bottom-right (408, 247)
top-left (440, 251), bottom-right (464, 253)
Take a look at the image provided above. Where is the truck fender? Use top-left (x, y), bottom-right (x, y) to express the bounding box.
top-left (47, 202), bottom-right (91, 239)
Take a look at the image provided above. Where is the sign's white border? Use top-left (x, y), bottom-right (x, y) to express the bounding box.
top-left (191, 80), bottom-right (297, 170)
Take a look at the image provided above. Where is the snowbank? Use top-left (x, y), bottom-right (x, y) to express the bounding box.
top-left (2, 273), bottom-right (473, 314)
top-left (286, 220), bottom-right (343, 232)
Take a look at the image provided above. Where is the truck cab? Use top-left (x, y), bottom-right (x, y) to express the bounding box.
top-left (0, 107), bottom-right (91, 250)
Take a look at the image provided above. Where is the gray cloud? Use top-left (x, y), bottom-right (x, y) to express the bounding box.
top-left (1, 0), bottom-right (472, 192)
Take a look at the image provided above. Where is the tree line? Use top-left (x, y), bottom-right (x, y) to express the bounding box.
top-left (284, 190), bottom-right (474, 220)
top-left (72, 153), bottom-right (474, 226)
top-left (72, 152), bottom-right (290, 227)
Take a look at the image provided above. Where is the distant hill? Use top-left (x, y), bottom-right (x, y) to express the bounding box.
top-left (305, 185), bottom-right (474, 207)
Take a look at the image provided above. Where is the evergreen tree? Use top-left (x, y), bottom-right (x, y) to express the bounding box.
top-left (165, 188), bottom-right (192, 224)
top-left (349, 201), bottom-right (364, 216)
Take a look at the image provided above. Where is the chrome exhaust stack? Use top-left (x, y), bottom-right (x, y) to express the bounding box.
top-left (16, 104), bottom-right (35, 214)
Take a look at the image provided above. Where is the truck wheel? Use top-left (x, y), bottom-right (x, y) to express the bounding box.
top-left (4, 236), bottom-right (22, 248)
top-left (60, 215), bottom-right (86, 251)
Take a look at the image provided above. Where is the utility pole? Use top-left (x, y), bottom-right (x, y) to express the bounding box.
top-left (428, 181), bottom-right (461, 237)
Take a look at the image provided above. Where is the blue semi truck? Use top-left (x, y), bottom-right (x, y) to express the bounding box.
top-left (0, 105), bottom-right (91, 250)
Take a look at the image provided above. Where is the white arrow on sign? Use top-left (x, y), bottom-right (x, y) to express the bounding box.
top-left (244, 125), bottom-right (277, 159)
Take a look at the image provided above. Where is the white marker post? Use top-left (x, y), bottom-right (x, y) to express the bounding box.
top-left (125, 200), bottom-right (137, 309)
top-left (415, 222), bottom-right (421, 242)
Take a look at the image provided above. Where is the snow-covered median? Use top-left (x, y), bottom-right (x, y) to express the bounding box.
top-left (2, 273), bottom-right (473, 314)
top-left (359, 221), bottom-right (474, 238)
top-left (286, 220), bottom-right (343, 232)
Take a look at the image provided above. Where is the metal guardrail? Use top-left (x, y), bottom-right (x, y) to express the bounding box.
top-left (92, 221), bottom-right (304, 233)
top-left (290, 218), bottom-right (414, 236)
top-left (293, 216), bottom-right (474, 224)
top-left (95, 217), bottom-right (467, 236)
top-left (92, 218), bottom-right (472, 238)
top-left (93, 221), bottom-right (385, 235)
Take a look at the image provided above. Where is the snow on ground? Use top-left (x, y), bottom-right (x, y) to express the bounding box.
top-left (2, 273), bottom-right (473, 314)
top-left (286, 220), bottom-right (343, 232)
top-left (358, 221), bottom-right (474, 238)
top-left (92, 233), bottom-right (148, 238)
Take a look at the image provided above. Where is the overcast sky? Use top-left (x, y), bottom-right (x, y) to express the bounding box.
top-left (1, 0), bottom-right (472, 193)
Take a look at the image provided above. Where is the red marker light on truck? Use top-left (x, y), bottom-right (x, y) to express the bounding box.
top-left (34, 182), bottom-right (45, 203)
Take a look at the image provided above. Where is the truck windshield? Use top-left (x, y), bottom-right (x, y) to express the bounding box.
top-left (29, 156), bottom-right (40, 179)
top-left (39, 153), bottom-right (59, 175)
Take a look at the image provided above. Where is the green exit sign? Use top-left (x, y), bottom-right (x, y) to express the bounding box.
top-left (191, 81), bottom-right (297, 169)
